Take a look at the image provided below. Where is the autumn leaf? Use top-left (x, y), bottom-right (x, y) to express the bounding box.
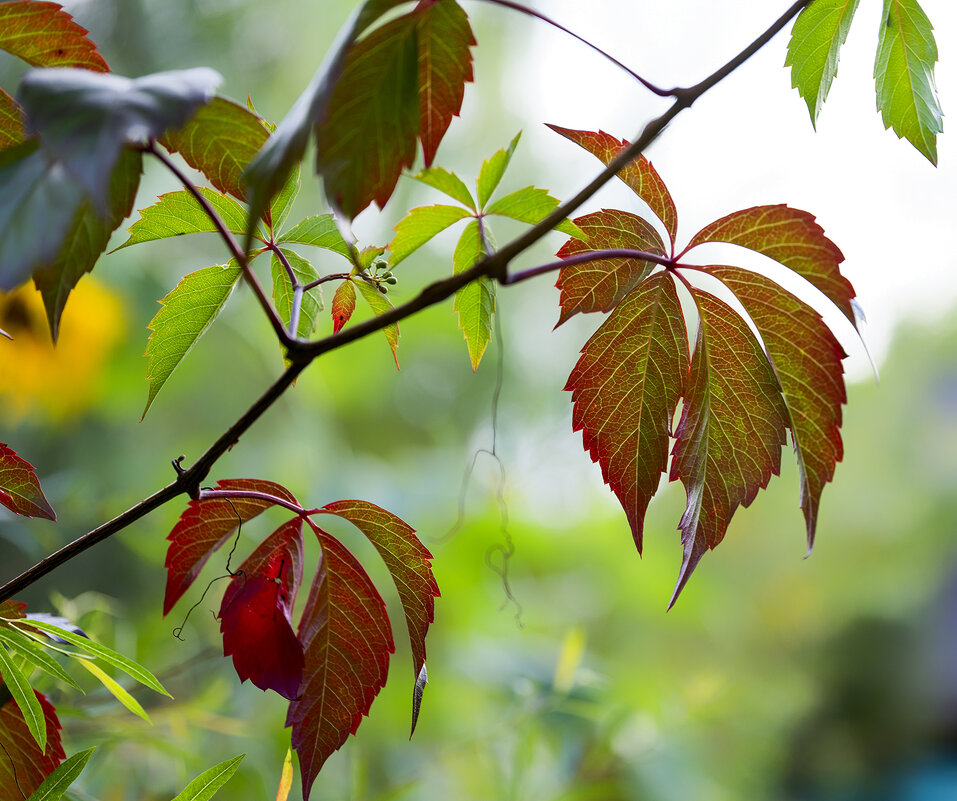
top-left (0, 693), bottom-right (64, 797)
top-left (0, 443), bottom-right (56, 520)
top-left (0, 1), bottom-right (108, 72)
top-left (332, 279), bottom-right (357, 334)
top-left (0, 89), bottom-right (25, 150)
top-left (452, 219), bottom-right (494, 371)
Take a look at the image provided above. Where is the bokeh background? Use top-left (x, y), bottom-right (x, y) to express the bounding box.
top-left (2, 1), bottom-right (957, 799)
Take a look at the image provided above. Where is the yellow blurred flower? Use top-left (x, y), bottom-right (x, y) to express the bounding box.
top-left (0, 280), bottom-right (125, 421)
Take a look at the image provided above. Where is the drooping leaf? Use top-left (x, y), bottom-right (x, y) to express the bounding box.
top-left (219, 518), bottom-right (304, 700)
top-left (546, 125), bottom-right (678, 247)
top-left (25, 746), bottom-right (94, 801)
top-left (683, 204), bottom-right (857, 328)
top-left (874, 0), bottom-right (942, 164)
top-left (390, 204), bottom-right (472, 267)
top-left (0, 89), bottom-right (25, 150)
top-left (0, 693), bottom-right (63, 797)
top-left (143, 263), bottom-right (242, 418)
top-left (170, 754), bottom-right (246, 801)
top-left (355, 278), bottom-right (400, 367)
top-left (669, 289), bottom-right (790, 606)
top-left (785, 0), bottom-right (861, 126)
top-left (705, 265), bottom-right (847, 552)
top-left (566, 272), bottom-right (688, 551)
top-left (0, 627), bottom-right (80, 690)
top-left (485, 185), bottom-right (583, 239)
top-left (277, 214), bottom-right (353, 261)
top-left (163, 478), bottom-right (300, 615)
top-left (412, 165), bottom-right (475, 210)
top-left (476, 131), bottom-right (520, 209)
top-left (0, 1), bottom-right (108, 71)
top-left (271, 249), bottom-right (322, 339)
top-left (75, 659), bottom-right (151, 722)
top-left (452, 219), bottom-right (493, 371)
top-left (331, 279), bottom-right (357, 334)
top-left (0, 640), bottom-right (46, 749)
top-left (289, 523), bottom-right (394, 799)
top-left (554, 209), bottom-right (665, 326)
top-left (160, 96), bottom-right (269, 200)
top-left (0, 443), bottom-right (56, 520)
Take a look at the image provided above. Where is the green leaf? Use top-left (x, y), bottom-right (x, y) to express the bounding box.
top-left (13, 619), bottom-right (171, 698)
top-left (114, 188), bottom-right (248, 251)
top-left (0, 89), bottom-right (25, 151)
top-left (277, 214), bottom-right (353, 260)
top-left (142, 264), bottom-right (242, 418)
top-left (355, 278), bottom-right (400, 367)
top-left (76, 659), bottom-right (151, 723)
top-left (24, 746), bottom-right (94, 801)
top-left (476, 132), bottom-right (520, 209)
top-left (0, 2), bottom-right (108, 71)
top-left (785, 0), bottom-right (861, 126)
top-left (874, 0), bottom-right (942, 164)
top-left (0, 642), bottom-right (45, 750)
top-left (485, 185), bottom-right (583, 239)
top-left (272, 249), bottom-right (322, 339)
top-left (169, 754), bottom-right (245, 801)
top-left (0, 628), bottom-right (80, 690)
top-left (390, 204), bottom-right (472, 266)
top-left (412, 165), bottom-right (475, 210)
top-left (270, 164), bottom-right (301, 236)
top-left (452, 219), bottom-right (494, 371)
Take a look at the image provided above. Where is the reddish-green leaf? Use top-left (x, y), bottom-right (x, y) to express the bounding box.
top-left (355, 278), bottom-right (400, 367)
top-left (0, 601), bottom-right (26, 621)
top-left (669, 289), bottom-right (790, 606)
top-left (705, 265), bottom-right (847, 552)
top-left (0, 90), bottom-right (25, 151)
top-left (566, 272), bottom-right (688, 552)
top-left (220, 518), bottom-right (304, 700)
top-left (331, 279), bottom-right (357, 334)
top-left (546, 125), bottom-right (678, 247)
top-left (0, 693), bottom-right (64, 798)
top-left (390, 203), bottom-right (472, 267)
top-left (683, 205), bottom-right (857, 328)
top-left (163, 479), bottom-right (300, 616)
top-left (555, 209), bottom-right (666, 327)
top-left (289, 523), bottom-right (394, 799)
top-left (0, 444), bottom-right (56, 520)
top-left (452, 218), bottom-right (494, 371)
top-left (0, 1), bottom-right (108, 72)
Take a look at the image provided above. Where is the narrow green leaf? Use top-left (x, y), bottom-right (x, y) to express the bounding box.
top-left (142, 264), bottom-right (242, 418)
top-left (23, 746), bottom-right (94, 801)
top-left (390, 204), bottom-right (472, 266)
top-left (0, 628), bottom-right (80, 691)
top-left (76, 659), bottom-right (150, 723)
top-left (0, 89), bottom-right (25, 151)
top-left (270, 164), bottom-right (301, 236)
top-left (355, 278), bottom-right (400, 367)
top-left (412, 165), bottom-right (475, 210)
top-left (874, 0), bottom-right (942, 164)
top-left (272, 249), bottom-right (322, 339)
top-left (169, 754), bottom-right (245, 801)
top-left (277, 214), bottom-right (353, 261)
top-left (0, 643), bottom-right (45, 750)
top-left (452, 219), bottom-right (494, 371)
top-left (476, 131), bottom-right (520, 209)
top-left (485, 185), bottom-right (583, 239)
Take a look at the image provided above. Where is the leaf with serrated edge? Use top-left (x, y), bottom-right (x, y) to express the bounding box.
top-left (0, 89), bottom-right (24, 150)
top-left (143, 263), bottom-right (242, 418)
top-left (0, 641), bottom-right (46, 749)
top-left (669, 289), bottom-right (790, 607)
top-left (0, 628), bottom-right (80, 690)
top-left (332, 279), bottom-right (357, 334)
top-left (476, 132), bottom-right (520, 210)
top-left (705, 265), bottom-right (846, 552)
top-left (0, 692), bottom-right (64, 797)
top-left (0, 2), bottom-right (108, 71)
top-left (355, 278), bottom-right (400, 368)
top-left (412, 165), bottom-right (475, 209)
top-left (278, 214), bottom-right (353, 261)
top-left (785, 0), bottom-right (861, 126)
top-left (874, 0), bottom-right (942, 164)
top-left (270, 164), bottom-right (301, 236)
top-left (170, 754), bottom-right (245, 801)
top-left (485, 185), bottom-right (583, 239)
top-left (546, 125), bottom-right (678, 247)
top-left (0, 444), bottom-right (56, 520)
top-left (391, 204), bottom-right (472, 266)
top-left (452, 219), bottom-right (494, 371)
top-left (163, 478), bottom-right (300, 615)
top-left (682, 205), bottom-right (857, 328)
top-left (566, 272), bottom-right (687, 552)
top-left (76, 659), bottom-right (150, 722)
top-left (24, 746), bottom-right (93, 801)
top-left (289, 522), bottom-right (394, 800)
top-left (272, 249), bottom-right (322, 339)
top-left (555, 209), bottom-right (665, 327)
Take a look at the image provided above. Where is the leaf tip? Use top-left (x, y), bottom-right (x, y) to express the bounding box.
top-left (410, 662), bottom-right (428, 739)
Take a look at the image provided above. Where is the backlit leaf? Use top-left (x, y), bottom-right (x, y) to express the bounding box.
top-left (390, 204), bottom-right (472, 267)
top-left (452, 219), bottom-right (493, 371)
top-left (0, 640), bottom-right (46, 749)
top-left (275, 748), bottom-right (294, 801)
top-left (170, 754), bottom-right (245, 801)
top-left (114, 188), bottom-right (247, 251)
top-left (270, 164), bottom-right (301, 236)
top-left (0, 1), bottom-right (108, 71)
top-left (485, 185), bottom-right (583, 239)
top-left (0, 627), bottom-right (79, 690)
top-left (0, 693), bottom-right (63, 797)
top-left (412, 165), bottom-right (475, 209)
top-left (0, 443), bottom-right (56, 520)
top-left (0, 89), bottom-right (25, 150)
top-left (25, 746), bottom-right (94, 801)
top-left (331, 279), bottom-right (357, 334)
top-left (476, 132), bottom-right (520, 209)
top-left (355, 278), bottom-right (400, 367)
top-left (271, 249), bottom-right (322, 339)
top-left (277, 214), bottom-right (353, 261)
top-left (76, 659), bottom-right (151, 723)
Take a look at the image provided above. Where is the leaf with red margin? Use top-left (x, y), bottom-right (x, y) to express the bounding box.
top-left (705, 265), bottom-right (847, 552)
top-left (682, 205), bottom-right (857, 328)
top-left (668, 288), bottom-right (790, 607)
top-left (566, 273), bottom-right (688, 552)
top-left (0, 444), bottom-right (56, 521)
top-left (331, 279), bottom-right (357, 334)
top-left (289, 522), bottom-right (394, 800)
top-left (163, 479), bottom-right (300, 616)
top-left (318, 500), bottom-right (438, 733)
top-left (417, 0), bottom-right (474, 167)
top-left (0, 1), bottom-right (108, 72)
top-left (0, 693), bottom-right (64, 797)
top-left (0, 602), bottom-right (26, 620)
top-left (220, 518), bottom-right (304, 700)
top-left (0, 90), bottom-right (25, 151)
top-left (555, 209), bottom-right (666, 327)
top-left (546, 125), bottom-right (678, 247)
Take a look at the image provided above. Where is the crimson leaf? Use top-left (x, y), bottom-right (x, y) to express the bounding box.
top-left (0, 693), bottom-right (64, 797)
top-left (331, 279), bottom-right (357, 334)
top-left (0, 1), bottom-right (108, 72)
top-left (0, 443), bottom-right (56, 520)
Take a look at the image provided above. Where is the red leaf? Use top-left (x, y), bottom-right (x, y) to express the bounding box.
top-left (705, 265), bottom-right (846, 552)
top-left (163, 478), bottom-right (300, 616)
top-left (683, 205), bottom-right (857, 328)
top-left (289, 523), bottom-right (394, 799)
top-left (565, 272), bottom-right (688, 552)
top-left (555, 209), bottom-right (666, 327)
top-left (0, 602), bottom-right (26, 620)
top-left (220, 518), bottom-right (305, 700)
top-left (0, 89), bottom-right (25, 151)
top-left (0, 444), bottom-right (56, 521)
top-left (669, 289), bottom-right (790, 607)
top-left (0, 1), bottom-right (108, 72)
top-left (0, 693), bottom-right (64, 797)
top-left (546, 125), bottom-right (678, 247)
top-left (331, 280), bottom-right (357, 334)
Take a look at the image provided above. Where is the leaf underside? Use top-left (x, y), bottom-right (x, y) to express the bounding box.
top-left (0, 443), bottom-right (56, 520)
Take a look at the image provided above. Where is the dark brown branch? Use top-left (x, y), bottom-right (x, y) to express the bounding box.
top-left (504, 249), bottom-right (676, 285)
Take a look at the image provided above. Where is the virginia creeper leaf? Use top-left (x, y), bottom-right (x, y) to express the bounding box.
top-left (0, 640), bottom-right (46, 749)
top-left (412, 165), bottom-right (475, 210)
top-left (390, 204), bottom-right (472, 267)
top-left (277, 214), bottom-right (353, 261)
top-left (0, 1), bottom-right (108, 72)
top-left (669, 289), bottom-right (790, 606)
top-left (705, 265), bottom-right (847, 552)
top-left (270, 164), bottom-right (301, 236)
top-left (355, 278), bottom-right (400, 367)
top-left (0, 89), bottom-right (25, 150)
top-left (546, 125), bottom-right (678, 247)
top-left (143, 263), bottom-right (242, 418)
top-left (555, 209), bottom-right (666, 326)
top-left (220, 518), bottom-right (304, 700)
top-left (272, 249), bottom-right (323, 339)
top-left (683, 205), bottom-right (857, 328)
top-left (289, 523), bottom-right (394, 799)
top-left (566, 272), bottom-right (688, 551)
top-left (76, 659), bottom-right (151, 722)
top-left (476, 131), bottom-right (520, 209)
top-left (0, 693), bottom-right (63, 797)
top-left (170, 754), bottom-right (245, 801)
top-left (452, 219), bottom-right (493, 371)
top-left (163, 478), bottom-right (300, 615)
top-left (332, 279), bottom-right (357, 334)
top-left (26, 746), bottom-right (94, 801)
top-left (0, 443), bottom-right (56, 520)
top-left (785, 0), bottom-right (861, 126)
top-left (874, 0), bottom-right (942, 164)
top-left (485, 185), bottom-right (583, 239)
top-left (0, 627), bottom-right (80, 690)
